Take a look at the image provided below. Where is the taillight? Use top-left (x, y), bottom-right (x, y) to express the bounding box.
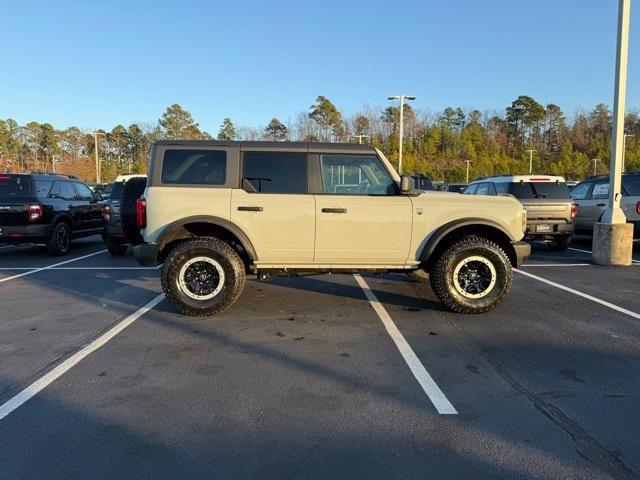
top-left (136, 198), bottom-right (146, 229)
top-left (571, 203), bottom-right (579, 221)
top-left (102, 205), bottom-right (111, 223)
top-left (28, 204), bottom-right (43, 223)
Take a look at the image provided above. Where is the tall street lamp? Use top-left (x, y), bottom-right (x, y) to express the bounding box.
top-left (388, 95), bottom-right (416, 174)
top-left (92, 131), bottom-right (106, 184)
top-left (593, 158), bottom-right (599, 176)
top-left (526, 149), bottom-right (536, 174)
top-left (465, 159), bottom-right (472, 183)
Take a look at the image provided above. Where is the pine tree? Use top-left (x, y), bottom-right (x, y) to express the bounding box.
top-left (264, 118), bottom-right (288, 141)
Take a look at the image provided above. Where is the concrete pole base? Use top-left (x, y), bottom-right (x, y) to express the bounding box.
top-left (592, 222), bottom-right (634, 266)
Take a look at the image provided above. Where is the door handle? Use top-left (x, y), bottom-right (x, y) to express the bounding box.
top-left (596, 203), bottom-right (606, 207)
top-left (237, 206), bottom-right (263, 212)
top-left (321, 208), bottom-right (347, 213)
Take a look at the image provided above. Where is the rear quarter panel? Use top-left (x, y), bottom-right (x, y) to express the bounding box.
top-left (142, 186), bottom-right (233, 243)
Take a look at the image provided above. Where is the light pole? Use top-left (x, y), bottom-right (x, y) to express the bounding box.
top-left (593, 158), bottom-right (599, 176)
top-left (623, 133), bottom-right (634, 171)
top-left (465, 160), bottom-right (471, 183)
top-left (92, 131), bottom-right (106, 184)
top-left (593, 0), bottom-right (634, 266)
top-left (526, 149), bottom-right (536, 174)
top-left (388, 95), bottom-right (416, 174)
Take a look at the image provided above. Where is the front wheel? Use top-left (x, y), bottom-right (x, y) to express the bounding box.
top-left (161, 237), bottom-right (246, 316)
top-left (430, 236), bottom-right (512, 314)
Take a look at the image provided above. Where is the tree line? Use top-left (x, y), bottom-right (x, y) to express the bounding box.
top-left (1, 95), bottom-right (639, 183)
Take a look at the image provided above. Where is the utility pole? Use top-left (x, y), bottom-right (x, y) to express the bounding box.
top-left (593, 158), bottom-right (599, 176)
top-left (352, 134), bottom-right (370, 144)
top-left (593, 0), bottom-right (634, 266)
top-left (465, 160), bottom-right (471, 183)
top-left (526, 149), bottom-right (536, 174)
top-left (623, 133), bottom-right (634, 171)
top-left (388, 95), bottom-right (416, 174)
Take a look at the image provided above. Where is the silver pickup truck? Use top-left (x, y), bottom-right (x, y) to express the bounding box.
top-left (464, 175), bottom-right (576, 251)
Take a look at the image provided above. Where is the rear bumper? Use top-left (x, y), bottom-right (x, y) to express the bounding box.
top-left (525, 220), bottom-right (574, 239)
top-left (512, 241), bottom-right (531, 267)
top-left (134, 243), bottom-right (159, 266)
top-left (0, 224), bottom-right (53, 244)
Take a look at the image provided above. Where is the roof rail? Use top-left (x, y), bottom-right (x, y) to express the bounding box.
top-left (30, 171), bottom-right (78, 179)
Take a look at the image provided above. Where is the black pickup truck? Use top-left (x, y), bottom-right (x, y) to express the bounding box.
top-left (0, 173), bottom-right (104, 255)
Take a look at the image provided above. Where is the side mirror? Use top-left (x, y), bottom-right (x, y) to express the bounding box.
top-left (400, 175), bottom-right (416, 195)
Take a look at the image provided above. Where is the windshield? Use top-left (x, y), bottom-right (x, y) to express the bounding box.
top-left (496, 182), bottom-right (570, 199)
top-left (0, 175), bottom-right (32, 198)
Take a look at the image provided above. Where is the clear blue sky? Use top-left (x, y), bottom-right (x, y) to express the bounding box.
top-left (1, 0), bottom-right (638, 133)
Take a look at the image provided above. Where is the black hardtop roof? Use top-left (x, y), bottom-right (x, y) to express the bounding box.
top-left (153, 140), bottom-right (376, 152)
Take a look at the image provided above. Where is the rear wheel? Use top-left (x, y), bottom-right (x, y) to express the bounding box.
top-left (104, 235), bottom-right (128, 256)
top-left (430, 236), bottom-right (512, 314)
top-left (549, 235), bottom-right (572, 251)
top-left (161, 237), bottom-right (246, 316)
top-left (46, 222), bottom-right (72, 255)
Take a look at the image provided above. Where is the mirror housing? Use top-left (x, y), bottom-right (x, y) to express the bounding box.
top-left (400, 175), bottom-right (416, 195)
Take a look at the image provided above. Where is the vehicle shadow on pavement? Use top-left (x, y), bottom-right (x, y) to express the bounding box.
top-left (266, 275), bottom-right (448, 312)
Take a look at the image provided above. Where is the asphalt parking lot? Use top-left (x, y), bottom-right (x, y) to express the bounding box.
top-left (0, 237), bottom-right (639, 480)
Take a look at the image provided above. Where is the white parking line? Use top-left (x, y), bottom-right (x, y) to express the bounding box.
top-left (353, 274), bottom-right (457, 415)
top-left (0, 250), bottom-right (108, 284)
top-left (568, 247), bottom-right (640, 264)
top-left (0, 293), bottom-right (165, 420)
top-left (515, 269), bottom-right (640, 321)
top-left (0, 267), bottom-right (156, 270)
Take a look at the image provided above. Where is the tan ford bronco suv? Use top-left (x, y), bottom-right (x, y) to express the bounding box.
top-left (131, 141), bottom-right (530, 316)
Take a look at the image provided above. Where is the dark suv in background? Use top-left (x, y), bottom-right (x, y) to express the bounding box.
top-left (0, 173), bottom-right (104, 255)
top-left (101, 174), bottom-right (147, 255)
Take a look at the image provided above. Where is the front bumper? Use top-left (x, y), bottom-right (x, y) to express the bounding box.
top-left (0, 224), bottom-right (53, 244)
top-left (512, 241), bottom-right (531, 267)
top-left (134, 243), bottom-right (159, 266)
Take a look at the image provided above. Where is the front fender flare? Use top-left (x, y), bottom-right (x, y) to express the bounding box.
top-left (419, 218), bottom-right (516, 261)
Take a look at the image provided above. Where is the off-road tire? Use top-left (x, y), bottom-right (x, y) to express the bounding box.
top-left (161, 237), bottom-right (246, 316)
top-left (104, 235), bottom-right (128, 256)
top-left (407, 268), bottom-right (429, 283)
top-left (430, 235), bottom-right (512, 314)
top-left (120, 176), bottom-right (147, 245)
top-left (549, 235), bottom-right (572, 251)
top-left (46, 221), bottom-right (72, 256)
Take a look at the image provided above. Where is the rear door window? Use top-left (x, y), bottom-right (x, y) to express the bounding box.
top-left (242, 152), bottom-right (308, 194)
top-left (591, 182), bottom-right (610, 199)
top-left (162, 149), bottom-right (227, 185)
top-left (33, 180), bottom-right (53, 198)
top-left (58, 182), bottom-right (77, 200)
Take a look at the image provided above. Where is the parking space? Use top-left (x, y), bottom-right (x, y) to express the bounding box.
top-left (1, 236), bottom-right (639, 479)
